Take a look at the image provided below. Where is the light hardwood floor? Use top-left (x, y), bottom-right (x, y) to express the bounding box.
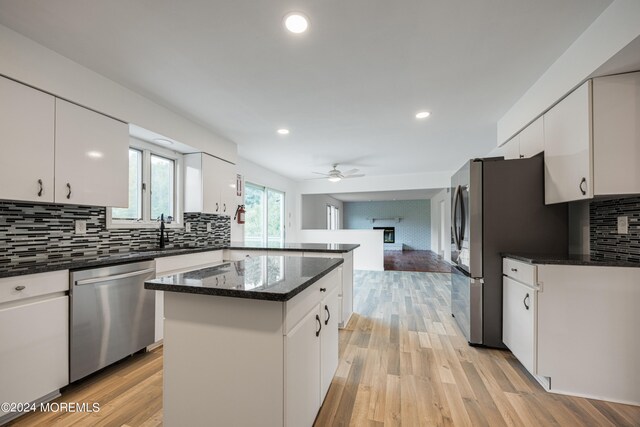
top-left (9, 271), bottom-right (640, 426)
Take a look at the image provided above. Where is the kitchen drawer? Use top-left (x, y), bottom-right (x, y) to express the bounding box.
top-left (0, 270), bottom-right (69, 305)
top-left (156, 250), bottom-right (223, 275)
top-left (503, 258), bottom-right (537, 286)
top-left (284, 268), bottom-right (339, 335)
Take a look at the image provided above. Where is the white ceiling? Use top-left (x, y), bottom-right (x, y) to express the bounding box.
top-left (331, 189), bottom-right (442, 202)
top-left (0, 0), bottom-right (612, 181)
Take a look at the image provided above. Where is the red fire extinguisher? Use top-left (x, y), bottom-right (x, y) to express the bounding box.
top-left (234, 205), bottom-right (246, 224)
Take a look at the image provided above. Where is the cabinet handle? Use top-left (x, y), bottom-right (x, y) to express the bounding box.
top-left (523, 293), bottom-right (530, 310)
top-left (15, 286), bottom-right (26, 291)
top-left (511, 268), bottom-right (518, 272)
top-left (519, 154), bottom-right (524, 159)
top-left (215, 202), bottom-right (219, 212)
top-left (324, 305), bottom-right (330, 325)
top-left (37, 179), bottom-right (43, 197)
top-left (223, 203), bottom-right (227, 212)
top-left (66, 183), bottom-right (72, 199)
top-left (320, 287), bottom-right (327, 293)
top-left (215, 277), bottom-right (219, 286)
top-left (315, 315), bottom-right (322, 337)
top-left (579, 177), bottom-right (587, 196)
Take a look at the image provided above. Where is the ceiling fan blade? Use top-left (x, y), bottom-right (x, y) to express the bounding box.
top-left (342, 174), bottom-right (365, 179)
top-left (305, 176), bottom-right (331, 180)
top-left (312, 172), bottom-right (331, 176)
top-left (342, 168), bottom-right (359, 176)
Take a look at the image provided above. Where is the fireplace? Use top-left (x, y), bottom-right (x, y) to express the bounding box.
top-left (374, 227), bottom-right (395, 243)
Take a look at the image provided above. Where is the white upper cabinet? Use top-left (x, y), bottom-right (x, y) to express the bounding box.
top-left (184, 152), bottom-right (237, 216)
top-left (543, 72), bottom-right (640, 204)
top-left (55, 99), bottom-right (129, 207)
top-left (519, 116), bottom-right (544, 159)
top-left (543, 81), bottom-right (593, 204)
top-left (0, 77), bottom-right (55, 203)
top-left (503, 134), bottom-right (521, 160)
top-left (592, 72), bottom-right (640, 196)
top-left (502, 116), bottom-right (543, 161)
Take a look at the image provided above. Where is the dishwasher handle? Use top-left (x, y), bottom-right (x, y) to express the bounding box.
top-left (75, 268), bottom-right (156, 286)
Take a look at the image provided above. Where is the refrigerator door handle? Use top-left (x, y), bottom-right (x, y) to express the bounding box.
top-left (452, 185), bottom-right (461, 250)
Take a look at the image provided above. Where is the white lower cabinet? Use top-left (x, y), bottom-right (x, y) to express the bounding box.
top-left (0, 271), bottom-right (69, 423)
top-left (503, 257), bottom-right (640, 405)
top-left (320, 286), bottom-right (340, 398)
top-left (285, 307), bottom-right (321, 427)
top-left (502, 276), bottom-right (536, 374)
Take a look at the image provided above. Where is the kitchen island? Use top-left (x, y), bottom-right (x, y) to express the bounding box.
top-left (145, 255), bottom-right (344, 427)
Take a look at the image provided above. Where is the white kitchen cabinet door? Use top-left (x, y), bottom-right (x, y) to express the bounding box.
top-left (320, 287), bottom-right (339, 399)
top-left (0, 296), bottom-right (69, 419)
top-left (201, 153), bottom-right (223, 214)
top-left (54, 99), bottom-right (129, 207)
top-left (0, 77), bottom-right (55, 203)
top-left (519, 116), bottom-right (544, 159)
top-left (543, 81), bottom-right (593, 204)
top-left (593, 72), bottom-right (640, 196)
top-left (285, 307), bottom-right (321, 427)
top-left (502, 276), bottom-right (536, 374)
top-left (219, 159), bottom-right (237, 217)
top-left (503, 134), bottom-right (521, 160)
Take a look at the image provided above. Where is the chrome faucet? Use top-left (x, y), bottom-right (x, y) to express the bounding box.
top-left (159, 214), bottom-right (172, 248)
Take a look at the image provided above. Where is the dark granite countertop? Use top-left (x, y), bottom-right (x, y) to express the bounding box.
top-left (0, 245), bottom-right (228, 279)
top-left (145, 255), bottom-right (344, 301)
top-left (227, 242), bottom-right (359, 253)
top-left (503, 253), bottom-right (640, 268)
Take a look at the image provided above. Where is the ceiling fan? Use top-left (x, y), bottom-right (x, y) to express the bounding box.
top-left (310, 164), bottom-right (365, 182)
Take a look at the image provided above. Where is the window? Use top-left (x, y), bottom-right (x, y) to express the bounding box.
top-left (244, 182), bottom-right (285, 245)
top-left (327, 205), bottom-right (339, 230)
top-left (108, 140), bottom-right (181, 228)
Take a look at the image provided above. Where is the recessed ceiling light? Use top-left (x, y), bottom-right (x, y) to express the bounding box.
top-left (284, 13), bottom-right (309, 34)
top-left (415, 111), bottom-right (431, 119)
top-left (277, 128), bottom-right (290, 135)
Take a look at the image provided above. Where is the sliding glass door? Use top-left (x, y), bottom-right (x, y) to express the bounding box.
top-left (245, 182), bottom-right (285, 245)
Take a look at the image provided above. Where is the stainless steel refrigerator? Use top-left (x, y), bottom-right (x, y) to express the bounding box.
top-left (450, 155), bottom-right (568, 348)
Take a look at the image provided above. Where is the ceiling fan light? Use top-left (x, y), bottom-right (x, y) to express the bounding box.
top-left (328, 177), bottom-right (341, 183)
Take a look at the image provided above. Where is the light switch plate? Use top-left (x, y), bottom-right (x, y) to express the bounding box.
top-left (617, 216), bottom-right (629, 234)
top-left (75, 220), bottom-right (87, 235)
top-left (185, 223), bottom-right (192, 233)
top-left (206, 223), bottom-right (212, 232)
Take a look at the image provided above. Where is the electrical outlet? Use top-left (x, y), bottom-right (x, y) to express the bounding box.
top-left (618, 216), bottom-right (629, 234)
top-left (206, 223), bottom-right (212, 232)
top-left (75, 220), bottom-right (87, 235)
top-left (185, 223), bottom-right (192, 233)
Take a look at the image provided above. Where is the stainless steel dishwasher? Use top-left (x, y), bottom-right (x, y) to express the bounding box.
top-left (69, 260), bottom-right (156, 382)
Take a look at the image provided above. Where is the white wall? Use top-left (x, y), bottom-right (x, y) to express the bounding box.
top-left (298, 230), bottom-right (384, 271)
top-left (301, 195), bottom-right (344, 230)
top-left (236, 157), bottom-right (301, 243)
top-left (497, 0), bottom-right (640, 145)
top-left (0, 24), bottom-right (236, 162)
top-left (430, 188), bottom-right (451, 262)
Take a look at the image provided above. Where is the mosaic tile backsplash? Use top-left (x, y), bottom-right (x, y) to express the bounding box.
top-left (590, 196), bottom-right (640, 262)
top-left (0, 201), bottom-right (230, 269)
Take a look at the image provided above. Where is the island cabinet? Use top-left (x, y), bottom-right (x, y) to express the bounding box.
top-left (158, 264), bottom-right (341, 427)
top-left (502, 257), bottom-right (640, 405)
top-left (152, 250), bottom-right (224, 343)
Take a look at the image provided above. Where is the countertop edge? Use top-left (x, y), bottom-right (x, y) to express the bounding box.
top-left (502, 253), bottom-right (640, 268)
top-left (144, 257), bottom-right (344, 302)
